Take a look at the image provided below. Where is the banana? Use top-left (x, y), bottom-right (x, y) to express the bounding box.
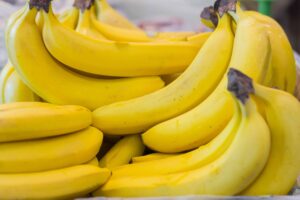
top-left (160, 73), bottom-right (181, 85)
top-left (7, 4), bottom-right (165, 110)
top-left (0, 165), bottom-right (111, 200)
top-left (132, 153), bottom-right (179, 163)
top-left (154, 32), bottom-right (197, 41)
top-left (93, 13), bottom-right (234, 135)
top-left (94, 93), bottom-right (271, 197)
top-left (86, 157), bottom-right (99, 166)
top-left (0, 102), bottom-right (92, 142)
top-left (95, 0), bottom-right (141, 30)
top-left (241, 81), bottom-right (300, 195)
top-left (90, 5), bottom-right (152, 42)
top-left (41, 2), bottom-right (208, 77)
top-left (99, 135), bottom-right (145, 169)
top-left (110, 93), bottom-right (240, 177)
top-left (142, 2), bottom-right (272, 153)
top-left (0, 62), bottom-right (40, 104)
top-left (58, 7), bottom-right (80, 29)
top-left (245, 10), bottom-right (296, 94)
top-left (0, 126), bottom-right (102, 173)
top-left (75, 5), bottom-right (108, 40)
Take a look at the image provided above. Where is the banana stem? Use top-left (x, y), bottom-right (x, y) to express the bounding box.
top-left (29, 0), bottom-right (51, 12)
top-left (74, 0), bottom-right (95, 12)
top-left (227, 68), bottom-right (255, 104)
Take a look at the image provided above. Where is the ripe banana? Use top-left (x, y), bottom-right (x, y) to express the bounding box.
top-left (90, 6), bottom-right (152, 42)
top-left (0, 165), bottom-right (111, 199)
top-left (132, 153), bottom-right (179, 163)
top-left (245, 10), bottom-right (297, 94)
top-left (92, 13), bottom-right (233, 135)
top-left (0, 62), bottom-right (40, 104)
top-left (75, 6), bottom-right (108, 40)
top-left (41, 2), bottom-right (207, 77)
top-left (94, 95), bottom-right (271, 197)
top-left (142, 3), bottom-right (272, 153)
top-left (7, 5), bottom-right (165, 110)
top-left (95, 0), bottom-right (197, 42)
top-left (241, 82), bottom-right (300, 195)
top-left (58, 7), bottom-right (80, 29)
top-left (0, 126), bottom-right (102, 173)
top-left (111, 93), bottom-right (239, 177)
top-left (0, 102), bottom-right (92, 142)
top-left (95, 0), bottom-right (141, 30)
top-left (99, 135), bottom-right (145, 169)
top-left (160, 73), bottom-right (181, 85)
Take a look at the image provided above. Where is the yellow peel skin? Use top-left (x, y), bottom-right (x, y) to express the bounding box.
top-left (96, 0), bottom-right (141, 30)
top-left (95, 97), bottom-right (271, 197)
top-left (42, 5), bottom-right (205, 77)
top-left (76, 8), bottom-right (108, 40)
top-left (242, 84), bottom-right (300, 195)
top-left (110, 94), bottom-right (240, 177)
top-left (6, 6), bottom-right (165, 110)
top-left (0, 62), bottom-right (15, 104)
top-left (59, 8), bottom-right (79, 29)
top-left (0, 126), bottom-right (103, 173)
top-left (92, 14), bottom-right (233, 135)
top-left (0, 165), bottom-right (111, 200)
top-left (0, 102), bottom-right (92, 142)
top-left (131, 153), bottom-right (179, 163)
top-left (142, 13), bottom-right (272, 153)
top-left (99, 135), bottom-right (145, 169)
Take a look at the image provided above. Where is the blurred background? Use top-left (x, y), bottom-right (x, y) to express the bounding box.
top-left (0, 0), bottom-right (299, 68)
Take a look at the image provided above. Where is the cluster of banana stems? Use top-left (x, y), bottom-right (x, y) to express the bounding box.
top-left (0, 0), bottom-right (300, 198)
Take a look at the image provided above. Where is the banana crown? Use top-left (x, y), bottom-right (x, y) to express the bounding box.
top-left (74, 0), bottom-right (95, 12)
top-left (227, 68), bottom-right (254, 104)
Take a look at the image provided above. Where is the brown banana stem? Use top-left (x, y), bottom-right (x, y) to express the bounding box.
top-left (73, 0), bottom-right (95, 12)
top-left (29, 0), bottom-right (51, 12)
top-left (227, 68), bottom-right (255, 104)
top-left (200, 6), bottom-right (219, 27)
top-left (214, 0), bottom-right (238, 17)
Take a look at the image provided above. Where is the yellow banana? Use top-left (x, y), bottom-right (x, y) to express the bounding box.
top-left (75, 6), bottom-right (108, 40)
top-left (58, 7), bottom-right (80, 29)
top-left (95, 0), bottom-right (141, 30)
top-left (142, 2), bottom-right (272, 153)
top-left (95, 94), bottom-right (271, 197)
top-left (241, 82), bottom-right (300, 195)
top-left (93, 13), bottom-right (233, 135)
top-left (0, 126), bottom-right (102, 173)
top-left (7, 5), bottom-right (164, 110)
top-left (0, 102), bottom-right (92, 142)
top-left (0, 165), bottom-right (111, 200)
top-left (95, 0), bottom-right (197, 42)
top-left (160, 73), bottom-right (181, 85)
top-left (99, 135), bottom-right (145, 169)
top-left (0, 62), bottom-right (40, 104)
top-left (86, 157), bottom-right (99, 166)
top-left (132, 153), bottom-right (179, 163)
top-left (41, 2), bottom-right (207, 77)
top-left (245, 10), bottom-right (296, 94)
top-left (90, 6), bottom-right (151, 42)
top-left (110, 93), bottom-right (239, 177)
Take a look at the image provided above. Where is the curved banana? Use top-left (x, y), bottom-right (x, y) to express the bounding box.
top-left (0, 102), bottom-right (92, 142)
top-left (41, 2), bottom-right (206, 77)
top-left (160, 73), bottom-right (181, 85)
top-left (154, 32), bottom-right (197, 41)
top-left (113, 95), bottom-right (240, 177)
top-left (132, 153), bottom-right (179, 163)
top-left (93, 13), bottom-right (233, 135)
top-left (99, 135), bottom-right (145, 169)
top-left (241, 83), bottom-right (300, 195)
top-left (0, 126), bottom-right (102, 173)
top-left (59, 7), bottom-right (80, 29)
top-left (95, 0), bottom-right (140, 30)
top-left (90, 6), bottom-right (151, 42)
top-left (245, 10), bottom-right (296, 94)
top-left (75, 6), bottom-right (108, 40)
top-left (142, 4), bottom-right (272, 153)
top-left (94, 95), bottom-right (271, 197)
top-left (0, 165), bottom-right (111, 199)
top-left (7, 5), bottom-right (164, 110)
top-left (0, 62), bottom-right (40, 104)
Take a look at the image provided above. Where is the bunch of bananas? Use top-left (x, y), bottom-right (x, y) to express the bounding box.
top-left (0, 102), bottom-right (111, 199)
top-left (1, 0), bottom-right (300, 198)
